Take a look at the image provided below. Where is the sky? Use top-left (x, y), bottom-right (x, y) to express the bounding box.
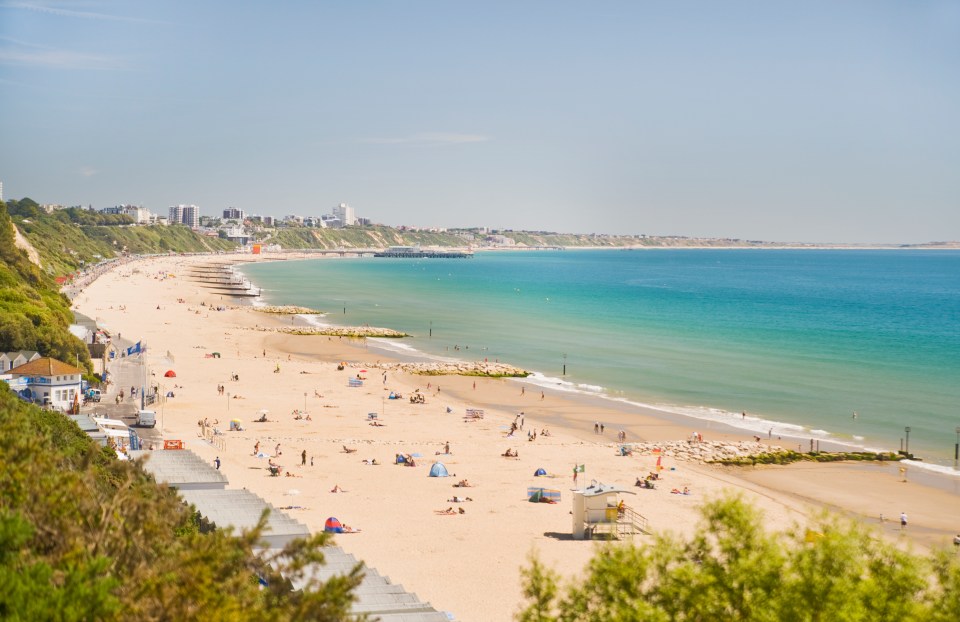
top-left (1, 1), bottom-right (958, 243)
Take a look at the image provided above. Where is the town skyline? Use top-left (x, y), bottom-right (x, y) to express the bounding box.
top-left (2, 1), bottom-right (958, 244)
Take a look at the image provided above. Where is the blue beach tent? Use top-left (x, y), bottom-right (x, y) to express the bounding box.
top-left (429, 462), bottom-right (450, 477)
top-left (534, 468), bottom-right (547, 477)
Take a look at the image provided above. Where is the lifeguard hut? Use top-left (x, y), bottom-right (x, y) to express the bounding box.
top-left (572, 481), bottom-right (648, 540)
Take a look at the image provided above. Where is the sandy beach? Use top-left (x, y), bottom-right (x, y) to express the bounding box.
top-left (72, 253), bottom-right (960, 622)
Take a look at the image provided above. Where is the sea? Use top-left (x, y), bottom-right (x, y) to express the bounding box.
top-left (239, 249), bottom-right (960, 473)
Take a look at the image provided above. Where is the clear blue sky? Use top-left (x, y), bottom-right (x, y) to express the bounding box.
top-left (1, 1), bottom-right (958, 243)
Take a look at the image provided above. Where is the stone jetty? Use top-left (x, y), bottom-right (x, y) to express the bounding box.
top-left (624, 440), bottom-right (787, 464)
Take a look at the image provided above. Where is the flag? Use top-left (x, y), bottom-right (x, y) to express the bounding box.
top-left (575, 464), bottom-right (585, 473)
top-left (126, 341), bottom-right (142, 356)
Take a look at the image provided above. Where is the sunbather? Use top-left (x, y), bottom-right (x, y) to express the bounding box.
top-left (330, 484), bottom-right (344, 493)
top-left (436, 507), bottom-right (457, 515)
top-left (343, 445), bottom-right (357, 454)
top-left (454, 479), bottom-right (472, 488)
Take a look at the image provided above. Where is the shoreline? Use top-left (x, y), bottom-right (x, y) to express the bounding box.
top-left (72, 253), bottom-right (960, 622)
top-left (239, 255), bottom-right (960, 473)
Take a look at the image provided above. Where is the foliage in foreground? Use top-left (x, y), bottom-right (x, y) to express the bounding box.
top-left (518, 494), bottom-right (960, 622)
top-left (0, 387), bottom-right (364, 621)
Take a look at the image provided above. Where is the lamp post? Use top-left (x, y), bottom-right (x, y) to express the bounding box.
top-left (562, 353), bottom-right (567, 376)
top-left (904, 426), bottom-right (911, 456)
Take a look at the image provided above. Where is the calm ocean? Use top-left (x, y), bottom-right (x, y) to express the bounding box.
top-left (240, 250), bottom-right (960, 469)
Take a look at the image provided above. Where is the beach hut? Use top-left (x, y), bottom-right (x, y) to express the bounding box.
top-left (164, 370), bottom-right (177, 378)
top-left (534, 467), bottom-right (547, 477)
top-left (571, 481), bottom-right (644, 540)
top-left (428, 462), bottom-right (450, 477)
top-left (324, 517), bottom-right (344, 533)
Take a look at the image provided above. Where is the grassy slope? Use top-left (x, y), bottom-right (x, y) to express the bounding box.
top-left (14, 216), bottom-right (237, 277)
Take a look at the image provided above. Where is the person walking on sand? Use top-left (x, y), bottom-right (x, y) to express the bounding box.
top-left (301, 450), bottom-right (307, 466)
top-left (900, 512), bottom-right (908, 531)
top-left (214, 456), bottom-right (220, 470)
top-left (254, 441), bottom-right (260, 456)
top-left (521, 386), bottom-right (525, 396)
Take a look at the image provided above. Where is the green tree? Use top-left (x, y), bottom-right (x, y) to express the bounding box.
top-left (518, 494), bottom-right (957, 621)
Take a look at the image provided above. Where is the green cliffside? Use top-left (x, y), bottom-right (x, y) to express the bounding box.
top-left (7, 198), bottom-right (237, 278)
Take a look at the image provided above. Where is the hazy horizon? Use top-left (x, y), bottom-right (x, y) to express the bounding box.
top-left (1, 1), bottom-right (958, 244)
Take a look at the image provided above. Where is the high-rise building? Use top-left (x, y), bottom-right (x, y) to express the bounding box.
top-left (223, 207), bottom-right (244, 220)
top-left (168, 204), bottom-right (200, 227)
top-left (333, 202), bottom-right (356, 226)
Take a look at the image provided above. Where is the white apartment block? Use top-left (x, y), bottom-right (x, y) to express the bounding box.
top-left (169, 204), bottom-right (200, 227)
top-left (333, 203), bottom-right (356, 226)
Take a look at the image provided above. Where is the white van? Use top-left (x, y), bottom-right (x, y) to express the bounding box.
top-left (136, 410), bottom-right (157, 428)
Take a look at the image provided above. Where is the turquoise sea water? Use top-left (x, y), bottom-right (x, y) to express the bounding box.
top-left (240, 250), bottom-right (960, 468)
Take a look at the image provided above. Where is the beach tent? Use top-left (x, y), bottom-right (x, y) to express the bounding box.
top-left (527, 488), bottom-right (561, 504)
top-left (164, 370), bottom-right (176, 378)
top-left (429, 462), bottom-right (450, 477)
top-left (324, 517), bottom-right (344, 533)
top-left (534, 468), bottom-right (547, 477)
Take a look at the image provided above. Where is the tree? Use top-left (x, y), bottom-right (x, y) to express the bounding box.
top-left (517, 494), bottom-right (958, 621)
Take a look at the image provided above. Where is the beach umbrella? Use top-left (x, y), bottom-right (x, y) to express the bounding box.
top-left (324, 517), bottom-right (344, 533)
top-left (164, 370), bottom-right (176, 378)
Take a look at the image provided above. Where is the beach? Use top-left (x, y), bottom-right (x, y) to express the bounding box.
top-left (73, 254), bottom-right (960, 622)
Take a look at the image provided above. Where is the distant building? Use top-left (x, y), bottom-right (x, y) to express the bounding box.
top-left (333, 203), bottom-right (356, 226)
top-left (320, 215), bottom-right (341, 228)
top-left (126, 206), bottom-right (152, 223)
top-left (103, 204), bottom-right (150, 223)
top-left (223, 207), bottom-right (244, 220)
top-left (0, 350), bottom-right (41, 372)
top-left (169, 205), bottom-right (200, 228)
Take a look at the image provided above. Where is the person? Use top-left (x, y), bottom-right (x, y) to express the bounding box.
top-left (275, 443), bottom-right (281, 457)
top-left (444, 441), bottom-right (450, 454)
top-left (253, 441), bottom-right (260, 456)
top-left (301, 450), bottom-right (307, 466)
top-left (455, 479), bottom-right (471, 488)
top-left (214, 456), bottom-right (221, 470)
top-left (330, 484), bottom-right (342, 493)
top-left (600, 423), bottom-right (604, 434)
top-left (900, 512), bottom-right (908, 531)
top-left (438, 507), bottom-right (456, 515)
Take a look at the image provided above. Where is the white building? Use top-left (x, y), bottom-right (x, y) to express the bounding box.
top-left (333, 203), bottom-right (356, 226)
top-left (169, 205), bottom-right (200, 228)
top-left (6, 357), bottom-right (83, 410)
top-left (124, 205), bottom-right (151, 224)
top-left (0, 350), bottom-right (41, 372)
